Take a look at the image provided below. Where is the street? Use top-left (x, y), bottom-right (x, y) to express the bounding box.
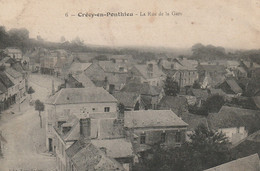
top-left (0, 74), bottom-right (63, 171)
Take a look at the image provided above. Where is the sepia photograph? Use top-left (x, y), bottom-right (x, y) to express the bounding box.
top-left (0, 0), bottom-right (260, 170)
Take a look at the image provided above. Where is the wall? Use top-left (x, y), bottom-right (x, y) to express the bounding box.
top-left (218, 127), bottom-right (247, 144)
top-left (128, 127), bottom-right (187, 149)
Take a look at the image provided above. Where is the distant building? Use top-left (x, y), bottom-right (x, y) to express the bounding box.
top-left (218, 78), bottom-right (243, 95)
top-left (157, 96), bottom-right (188, 116)
top-left (129, 61), bottom-right (165, 87)
top-left (65, 73), bottom-right (95, 88)
top-left (4, 47), bottom-right (23, 60)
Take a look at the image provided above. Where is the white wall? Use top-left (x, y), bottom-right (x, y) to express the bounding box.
top-left (218, 127), bottom-right (247, 144)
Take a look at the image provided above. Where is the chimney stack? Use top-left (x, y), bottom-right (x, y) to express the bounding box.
top-left (80, 117), bottom-right (91, 139)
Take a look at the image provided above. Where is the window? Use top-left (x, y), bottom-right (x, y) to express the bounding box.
top-left (92, 108), bottom-right (96, 112)
top-left (104, 107), bottom-right (110, 112)
top-left (236, 127), bottom-right (240, 133)
top-left (175, 132), bottom-right (181, 143)
top-left (161, 132), bottom-right (166, 143)
top-left (140, 133), bottom-right (146, 144)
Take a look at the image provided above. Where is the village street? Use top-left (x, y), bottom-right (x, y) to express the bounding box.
top-left (0, 74), bottom-right (63, 171)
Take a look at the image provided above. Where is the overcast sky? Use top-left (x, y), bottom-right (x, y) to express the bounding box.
top-left (0, 0), bottom-right (260, 49)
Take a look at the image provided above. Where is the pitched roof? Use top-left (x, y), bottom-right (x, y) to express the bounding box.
top-left (225, 79), bottom-right (243, 94)
top-left (72, 73), bottom-right (95, 88)
top-left (232, 130), bottom-right (260, 158)
top-left (5, 47), bottom-right (22, 54)
top-left (66, 140), bottom-right (124, 171)
top-left (99, 61), bottom-right (118, 73)
top-left (204, 154), bottom-right (260, 171)
top-left (134, 64), bottom-right (165, 79)
top-left (46, 87), bottom-right (117, 105)
top-left (92, 138), bottom-right (133, 158)
top-left (69, 62), bottom-right (92, 73)
top-left (198, 64), bottom-right (227, 73)
top-left (5, 67), bottom-right (22, 78)
top-left (113, 92), bottom-right (139, 108)
top-left (124, 110), bottom-right (188, 128)
top-left (191, 89), bottom-right (209, 100)
top-left (0, 71), bottom-right (14, 88)
top-left (121, 82), bottom-right (161, 96)
top-left (207, 106), bottom-right (260, 130)
top-left (99, 119), bottom-right (124, 139)
top-left (181, 112), bottom-right (208, 131)
top-left (158, 96), bottom-right (188, 110)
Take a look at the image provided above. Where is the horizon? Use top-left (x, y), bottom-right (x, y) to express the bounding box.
top-left (0, 0), bottom-right (259, 50)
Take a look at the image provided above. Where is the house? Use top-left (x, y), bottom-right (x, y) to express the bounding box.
top-left (197, 64), bottom-right (227, 88)
top-left (45, 87), bottom-right (118, 152)
top-left (4, 67), bottom-right (26, 102)
top-left (157, 96), bottom-right (188, 116)
top-left (68, 62), bottom-right (92, 75)
top-left (40, 55), bottom-right (58, 75)
top-left (231, 130), bottom-right (260, 158)
top-left (52, 110), bottom-right (134, 171)
top-left (120, 81), bottom-right (164, 110)
top-left (108, 54), bottom-right (133, 64)
top-left (226, 60), bottom-right (240, 70)
top-left (65, 139), bottom-right (125, 171)
top-left (0, 71), bottom-right (16, 110)
top-left (4, 47), bottom-right (23, 60)
top-left (129, 61), bottom-right (165, 86)
top-left (218, 78), bottom-right (243, 95)
top-left (113, 92), bottom-right (140, 111)
top-left (207, 106), bottom-right (260, 144)
top-left (124, 110), bottom-right (188, 156)
top-left (83, 61), bottom-right (129, 92)
top-left (65, 73), bottom-right (95, 88)
top-left (161, 58), bottom-right (199, 88)
top-left (204, 153), bottom-right (260, 171)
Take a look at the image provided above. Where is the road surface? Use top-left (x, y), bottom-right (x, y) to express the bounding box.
top-left (0, 74), bottom-right (63, 171)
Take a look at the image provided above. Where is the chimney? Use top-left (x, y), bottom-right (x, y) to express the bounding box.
top-left (80, 117), bottom-right (91, 139)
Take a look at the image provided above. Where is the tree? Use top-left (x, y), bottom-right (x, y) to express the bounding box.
top-left (192, 80), bottom-right (201, 89)
top-left (35, 100), bottom-right (45, 128)
top-left (135, 124), bottom-right (232, 171)
top-left (163, 75), bottom-right (179, 96)
top-left (27, 86), bottom-right (35, 99)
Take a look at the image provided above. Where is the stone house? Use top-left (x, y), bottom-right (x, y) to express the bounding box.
top-left (124, 110), bottom-right (188, 157)
top-left (45, 87), bottom-right (118, 152)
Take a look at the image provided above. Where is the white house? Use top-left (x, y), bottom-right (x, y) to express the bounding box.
top-left (45, 87), bottom-right (118, 152)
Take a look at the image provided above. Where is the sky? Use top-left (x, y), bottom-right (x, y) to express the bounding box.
top-left (0, 0), bottom-right (260, 49)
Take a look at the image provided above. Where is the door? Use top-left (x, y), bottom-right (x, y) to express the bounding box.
top-left (48, 138), bottom-right (53, 152)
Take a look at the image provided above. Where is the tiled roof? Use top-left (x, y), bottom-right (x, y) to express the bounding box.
top-left (158, 96), bottom-right (188, 110)
top-left (99, 61), bottom-right (118, 73)
top-left (66, 139), bottom-right (124, 171)
top-left (0, 71), bottom-right (14, 88)
top-left (69, 62), bottom-right (92, 73)
top-left (92, 138), bottom-right (133, 158)
top-left (99, 119), bottom-right (124, 139)
top-left (198, 64), bottom-right (226, 73)
top-left (226, 79), bottom-right (243, 94)
top-left (5, 67), bottom-right (22, 78)
top-left (134, 64), bottom-right (165, 79)
top-left (72, 73), bottom-right (95, 88)
top-left (232, 130), bottom-right (260, 158)
top-left (191, 89), bottom-right (209, 100)
top-left (207, 106), bottom-right (260, 130)
top-left (46, 87), bottom-right (117, 105)
top-left (204, 154), bottom-right (260, 171)
top-left (124, 110), bottom-right (188, 128)
top-left (121, 82), bottom-right (161, 96)
top-left (113, 92), bottom-right (139, 108)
